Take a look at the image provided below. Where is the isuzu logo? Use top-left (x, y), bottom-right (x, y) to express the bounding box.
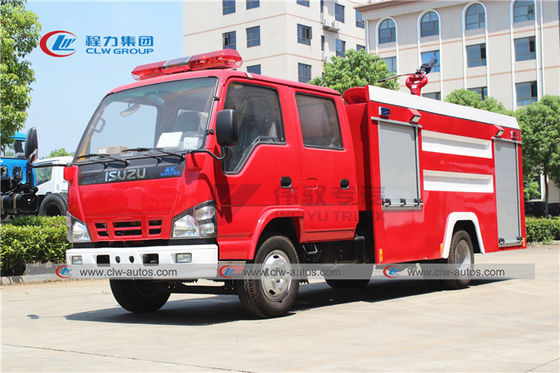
top-left (104, 168), bottom-right (147, 183)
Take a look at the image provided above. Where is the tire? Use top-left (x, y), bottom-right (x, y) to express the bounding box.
top-left (110, 279), bottom-right (170, 313)
top-left (442, 230), bottom-right (475, 290)
top-left (237, 235), bottom-right (300, 318)
top-left (38, 193), bottom-right (67, 216)
top-left (325, 279), bottom-right (370, 288)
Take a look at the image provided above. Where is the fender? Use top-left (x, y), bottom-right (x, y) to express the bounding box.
top-left (248, 207), bottom-right (305, 260)
top-left (441, 212), bottom-right (485, 258)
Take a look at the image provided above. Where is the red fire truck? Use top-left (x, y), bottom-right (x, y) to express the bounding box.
top-left (65, 49), bottom-right (525, 318)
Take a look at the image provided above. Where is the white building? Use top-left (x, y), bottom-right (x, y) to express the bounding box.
top-left (183, 0), bottom-right (368, 82)
top-left (357, 0), bottom-right (560, 110)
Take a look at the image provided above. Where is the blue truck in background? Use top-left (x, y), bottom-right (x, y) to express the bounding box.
top-left (1, 128), bottom-right (39, 220)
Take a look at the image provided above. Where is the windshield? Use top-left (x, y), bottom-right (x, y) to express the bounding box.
top-left (1, 139), bottom-right (25, 159)
top-left (75, 77), bottom-right (218, 159)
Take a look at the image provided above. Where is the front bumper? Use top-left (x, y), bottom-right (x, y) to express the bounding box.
top-left (66, 244), bottom-right (218, 279)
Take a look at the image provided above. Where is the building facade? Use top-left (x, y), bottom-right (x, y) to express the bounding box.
top-left (183, 0), bottom-right (368, 83)
top-left (357, 0), bottom-right (560, 110)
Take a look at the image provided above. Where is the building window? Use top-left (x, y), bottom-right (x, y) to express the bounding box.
top-left (321, 35), bottom-right (324, 51)
top-left (513, 0), bottom-right (535, 23)
top-left (222, 0), bottom-right (235, 15)
top-left (297, 24), bottom-right (312, 45)
top-left (356, 10), bottom-right (364, 28)
top-left (320, 0), bottom-right (324, 13)
top-left (335, 39), bottom-right (345, 57)
top-left (335, 4), bottom-right (345, 23)
top-left (422, 92), bottom-right (441, 100)
top-left (298, 63), bottom-right (311, 83)
top-left (246, 0), bottom-right (259, 9)
top-left (420, 11), bottom-right (439, 37)
top-left (516, 81), bottom-right (537, 106)
top-left (378, 18), bottom-right (396, 44)
top-left (469, 87), bottom-right (488, 100)
top-left (223, 31), bottom-right (236, 50)
top-left (246, 26), bottom-right (260, 47)
top-left (356, 44), bottom-right (365, 51)
top-left (420, 12), bottom-right (439, 37)
top-left (421, 50), bottom-right (440, 72)
top-left (466, 43), bottom-right (486, 67)
top-left (297, 0), bottom-right (310, 6)
top-left (465, 3), bottom-right (485, 30)
top-left (514, 36), bottom-right (536, 61)
top-left (247, 64), bottom-right (261, 74)
top-left (382, 56), bottom-right (397, 74)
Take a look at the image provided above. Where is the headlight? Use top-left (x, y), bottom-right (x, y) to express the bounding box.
top-left (172, 201), bottom-right (217, 239)
top-left (66, 214), bottom-right (91, 243)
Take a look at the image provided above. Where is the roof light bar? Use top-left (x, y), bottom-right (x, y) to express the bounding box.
top-left (131, 49), bottom-right (243, 80)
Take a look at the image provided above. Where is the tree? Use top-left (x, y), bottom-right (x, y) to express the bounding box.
top-left (48, 148), bottom-right (73, 158)
top-left (516, 96), bottom-right (560, 217)
top-left (445, 89), bottom-right (512, 115)
top-left (309, 49), bottom-right (399, 94)
top-left (0, 0), bottom-right (41, 147)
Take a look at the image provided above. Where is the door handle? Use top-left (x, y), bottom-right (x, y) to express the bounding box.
top-left (340, 178), bottom-right (350, 189)
top-left (280, 176), bottom-right (292, 188)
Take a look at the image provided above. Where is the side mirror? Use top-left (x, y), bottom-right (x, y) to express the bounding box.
top-left (25, 127), bottom-right (38, 159)
top-left (215, 109), bottom-right (238, 147)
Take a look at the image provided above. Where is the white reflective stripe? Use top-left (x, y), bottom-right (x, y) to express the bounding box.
top-left (423, 170), bottom-right (493, 193)
top-left (368, 85), bottom-right (519, 129)
top-left (422, 130), bottom-right (492, 159)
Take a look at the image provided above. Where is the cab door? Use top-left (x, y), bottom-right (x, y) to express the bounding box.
top-left (293, 91), bottom-right (357, 242)
top-left (215, 80), bottom-right (301, 259)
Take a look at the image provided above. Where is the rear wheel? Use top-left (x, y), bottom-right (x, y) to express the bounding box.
top-left (237, 235), bottom-right (300, 318)
top-left (443, 230), bottom-right (475, 289)
top-left (110, 279), bottom-right (170, 312)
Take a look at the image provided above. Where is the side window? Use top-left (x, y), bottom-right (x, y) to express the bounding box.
top-left (378, 122), bottom-right (420, 207)
top-left (222, 83), bottom-right (285, 173)
top-left (295, 94), bottom-right (342, 149)
top-left (36, 167), bottom-right (53, 185)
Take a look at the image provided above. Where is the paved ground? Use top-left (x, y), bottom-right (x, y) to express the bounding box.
top-left (2, 245), bottom-right (559, 372)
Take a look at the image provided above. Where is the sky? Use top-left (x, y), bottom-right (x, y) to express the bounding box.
top-left (25, 0), bottom-right (183, 157)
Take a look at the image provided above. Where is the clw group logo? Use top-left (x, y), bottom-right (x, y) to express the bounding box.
top-left (39, 30), bottom-right (155, 57)
top-left (40, 30), bottom-right (77, 57)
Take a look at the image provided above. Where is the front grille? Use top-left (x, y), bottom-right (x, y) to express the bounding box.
top-left (114, 220), bottom-right (142, 236)
top-left (93, 217), bottom-right (164, 240)
top-left (148, 219), bottom-right (162, 235)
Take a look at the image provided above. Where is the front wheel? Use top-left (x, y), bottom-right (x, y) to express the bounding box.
top-left (110, 279), bottom-right (170, 313)
top-left (39, 193), bottom-right (67, 216)
top-left (237, 235), bottom-right (300, 318)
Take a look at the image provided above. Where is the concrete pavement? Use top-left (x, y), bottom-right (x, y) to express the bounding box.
top-left (2, 245), bottom-right (558, 372)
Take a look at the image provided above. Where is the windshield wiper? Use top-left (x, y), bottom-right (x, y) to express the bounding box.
top-left (76, 153), bottom-right (129, 166)
top-left (121, 147), bottom-right (184, 161)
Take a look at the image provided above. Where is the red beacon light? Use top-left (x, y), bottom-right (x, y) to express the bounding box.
top-left (131, 49), bottom-right (243, 80)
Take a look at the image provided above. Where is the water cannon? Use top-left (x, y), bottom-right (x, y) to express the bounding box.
top-left (378, 57), bottom-right (438, 96)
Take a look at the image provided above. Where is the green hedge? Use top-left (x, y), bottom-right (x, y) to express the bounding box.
top-left (525, 217), bottom-right (560, 243)
top-left (1, 216), bottom-right (70, 276)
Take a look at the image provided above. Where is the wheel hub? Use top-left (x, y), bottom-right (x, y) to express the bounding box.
top-left (260, 250), bottom-right (292, 302)
top-left (455, 239), bottom-right (472, 271)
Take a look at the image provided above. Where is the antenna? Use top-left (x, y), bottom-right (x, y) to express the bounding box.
top-left (378, 57), bottom-right (438, 96)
